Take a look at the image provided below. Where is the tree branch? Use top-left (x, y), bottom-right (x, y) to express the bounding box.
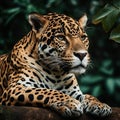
top-left (0, 106), bottom-right (120, 120)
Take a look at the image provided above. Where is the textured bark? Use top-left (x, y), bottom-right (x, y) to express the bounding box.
top-left (0, 106), bottom-right (120, 120)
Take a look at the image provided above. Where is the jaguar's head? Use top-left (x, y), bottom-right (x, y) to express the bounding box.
top-left (29, 12), bottom-right (90, 75)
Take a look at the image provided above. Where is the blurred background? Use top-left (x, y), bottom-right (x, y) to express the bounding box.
top-left (0, 0), bottom-right (120, 107)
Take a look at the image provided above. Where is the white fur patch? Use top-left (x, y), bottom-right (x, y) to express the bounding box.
top-left (70, 50), bottom-right (89, 75)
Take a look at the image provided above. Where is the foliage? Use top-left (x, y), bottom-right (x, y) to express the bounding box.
top-left (92, 0), bottom-right (120, 43)
top-left (0, 0), bottom-right (120, 107)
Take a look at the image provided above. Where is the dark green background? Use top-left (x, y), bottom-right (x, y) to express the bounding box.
top-left (0, 0), bottom-right (120, 107)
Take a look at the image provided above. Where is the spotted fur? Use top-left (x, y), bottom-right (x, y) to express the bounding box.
top-left (0, 12), bottom-right (112, 117)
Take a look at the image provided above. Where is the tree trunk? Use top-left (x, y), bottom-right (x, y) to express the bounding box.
top-left (0, 106), bottom-right (120, 120)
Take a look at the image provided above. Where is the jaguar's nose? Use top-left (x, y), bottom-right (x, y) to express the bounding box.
top-left (73, 52), bottom-right (87, 61)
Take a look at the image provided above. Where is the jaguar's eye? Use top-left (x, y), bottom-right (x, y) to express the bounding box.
top-left (81, 35), bottom-right (87, 41)
top-left (57, 35), bottom-right (65, 41)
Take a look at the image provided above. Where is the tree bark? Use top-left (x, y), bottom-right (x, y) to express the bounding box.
top-left (0, 106), bottom-right (120, 120)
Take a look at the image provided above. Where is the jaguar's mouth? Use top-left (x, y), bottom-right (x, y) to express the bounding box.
top-left (71, 64), bottom-right (86, 69)
top-left (70, 64), bottom-right (87, 75)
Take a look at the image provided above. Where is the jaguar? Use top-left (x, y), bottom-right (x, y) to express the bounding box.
top-left (0, 12), bottom-right (112, 117)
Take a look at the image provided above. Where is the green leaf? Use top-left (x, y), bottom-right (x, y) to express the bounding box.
top-left (3, 7), bottom-right (20, 14)
top-left (115, 78), bottom-right (120, 87)
top-left (80, 75), bottom-right (103, 85)
top-left (112, 0), bottom-right (120, 8)
top-left (106, 78), bottom-right (115, 95)
top-left (70, 0), bottom-right (77, 5)
top-left (92, 4), bottom-right (114, 24)
top-left (92, 85), bottom-right (101, 97)
top-left (102, 9), bottom-right (120, 32)
top-left (5, 10), bottom-right (21, 25)
top-left (110, 24), bottom-right (120, 43)
top-left (46, 0), bottom-right (56, 8)
top-left (99, 60), bottom-right (113, 75)
top-left (26, 4), bottom-right (38, 13)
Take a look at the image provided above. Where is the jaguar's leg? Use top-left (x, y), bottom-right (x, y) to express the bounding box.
top-left (58, 75), bottom-right (84, 102)
top-left (60, 75), bottom-right (112, 117)
top-left (0, 84), bottom-right (83, 117)
top-left (82, 94), bottom-right (112, 116)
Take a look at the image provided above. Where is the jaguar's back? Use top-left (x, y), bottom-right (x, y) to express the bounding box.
top-left (0, 12), bottom-right (112, 117)
top-left (0, 54), bottom-right (9, 94)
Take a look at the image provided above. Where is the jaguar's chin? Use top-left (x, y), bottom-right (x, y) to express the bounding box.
top-left (70, 64), bottom-right (87, 75)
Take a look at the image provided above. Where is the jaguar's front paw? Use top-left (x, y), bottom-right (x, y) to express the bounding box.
top-left (51, 99), bottom-right (83, 117)
top-left (85, 102), bottom-right (112, 116)
top-left (83, 94), bottom-right (112, 117)
top-left (99, 103), bottom-right (112, 116)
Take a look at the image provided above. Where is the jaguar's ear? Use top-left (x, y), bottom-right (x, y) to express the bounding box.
top-left (78, 14), bottom-right (88, 28)
top-left (28, 13), bottom-right (48, 32)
